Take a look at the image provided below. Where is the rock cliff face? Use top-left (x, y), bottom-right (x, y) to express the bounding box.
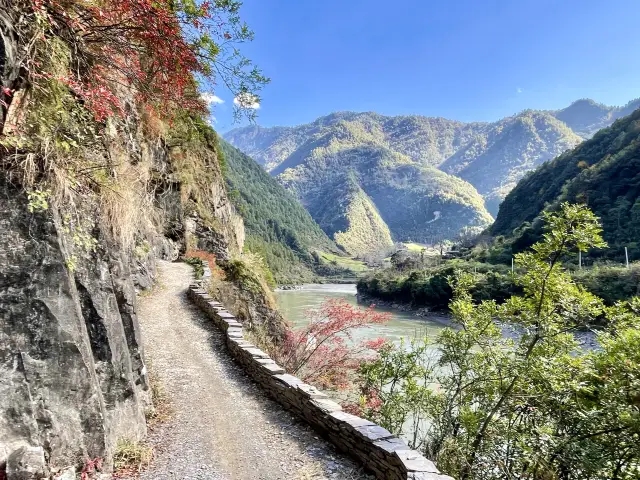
top-left (0, 177), bottom-right (148, 470)
top-left (0, 2), bottom-right (261, 477)
top-left (0, 128), bottom-right (246, 475)
top-left (0, 91), bottom-right (246, 479)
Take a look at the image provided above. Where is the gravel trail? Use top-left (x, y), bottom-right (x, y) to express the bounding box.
top-left (134, 260), bottom-right (370, 480)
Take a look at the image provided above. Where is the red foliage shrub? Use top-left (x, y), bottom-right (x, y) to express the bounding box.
top-left (274, 299), bottom-right (390, 391)
top-left (185, 249), bottom-right (216, 270)
top-left (81, 457), bottom-right (104, 480)
top-left (185, 249), bottom-right (225, 279)
top-left (24, 0), bottom-right (266, 122)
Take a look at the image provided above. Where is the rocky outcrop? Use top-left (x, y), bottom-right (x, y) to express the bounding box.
top-left (6, 447), bottom-right (47, 480)
top-left (0, 125), bottom-right (250, 477)
top-left (209, 271), bottom-right (287, 341)
top-left (151, 140), bottom-right (245, 262)
top-left (0, 177), bottom-right (148, 472)
top-left (0, 143), bottom-right (250, 479)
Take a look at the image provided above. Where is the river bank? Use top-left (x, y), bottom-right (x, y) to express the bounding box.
top-left (356, 291), bottom-right (451, 321)
top-left (276, 277), bottom-right (360, 290)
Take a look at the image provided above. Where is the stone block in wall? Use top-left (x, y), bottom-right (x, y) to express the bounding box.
top-left (227, 328), bottom-right (243, 339)
top-left (310, 398), bottom-right (343, 415)
top-left (259, 363), bottom-right (286, 375)
top-left (217, 310), bottom-right (236, 320)
top-left (372, 437), bottom-right (409, 456)
top-left (223, 319), bottom-right (243, 329)
top-left (227, 338), bottom-right (255, 349)
top-left (330, 411), bottom-right (375, 430)
top-left (253, 358), bottom-right (278, 367)
top-left (408, 473), bottom-right (456, 480)
top-left (354, 424), bottom-right (394, 442)
top-left (296, 383), bottom-right (329, 400)
top-left (250, 356), bottom-right (283, 372)
top-left (395, 450), bottom-right (439, 474)
top-left (243, 347), bottom-right (270, 359)
top-left (273, 374), bottom-right (303, 389)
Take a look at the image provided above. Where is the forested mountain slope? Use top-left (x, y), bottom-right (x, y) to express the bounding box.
top-left (275, 136), bottom-right (493, 254)
top-left (226, 99), bottom-right (637, 232)
top-left (440, 111), bottom-right (582, 213)
top-left (553, 98), bottom-right (640, 138)
top-left (491, 107), bottom-right (640, 260)
top-left (225, 112), bottom-right (486, 172)
top-left (220, 140), bottom-right (344, 282)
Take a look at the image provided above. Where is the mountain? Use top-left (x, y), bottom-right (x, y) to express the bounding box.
top-left (219, 140), bottom-right (344, 283)
top-left (301, 172), bottom-right (394, 256)
top-left (225, 99), bottom-right (638, 241)
top-left (269, 120), bottom-right (494, 254)
top-left (491, 107), bottom-right (640, 261)
top-left (440, 111), bottom-right (582, 214)
top-left (225, 112), bottom-right (486, 173)
top-left (227, 113), bottom-right (494, 252)
top-left (553, 98), bottom-right (640, 138)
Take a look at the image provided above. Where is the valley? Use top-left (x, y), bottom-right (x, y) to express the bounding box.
top-left (2, 1), bottom-right (639, 479)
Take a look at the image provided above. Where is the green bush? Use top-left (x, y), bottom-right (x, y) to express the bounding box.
top-left (355, 204), bottom-right (640, 479)
top-left (572, 262), bottom-right (640, 305)
top-left (360, 258), bottom-right (640, 311)
top-left (184, 256), bottom-right (205, 279)
top-left (358, 261), bottom-right (519, 310)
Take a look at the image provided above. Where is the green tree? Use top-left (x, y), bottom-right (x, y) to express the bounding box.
top-left (354, 203), bottom-right (640, 479)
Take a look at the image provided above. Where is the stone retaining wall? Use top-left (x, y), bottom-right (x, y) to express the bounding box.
top-left (187, 273), bottom-right (454, 480)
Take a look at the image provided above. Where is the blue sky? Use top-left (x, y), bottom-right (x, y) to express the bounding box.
top-left (211, 0), bottom-right (640, 132)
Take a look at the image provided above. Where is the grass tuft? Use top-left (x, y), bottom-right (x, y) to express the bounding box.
top-left (144, 366), bottom-right (173, 428)
top-left (113, 439), bottom-right (153, 476)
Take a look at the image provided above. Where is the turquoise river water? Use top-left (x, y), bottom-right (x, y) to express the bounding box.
top-left (275, 283), bottom-right (451, 345)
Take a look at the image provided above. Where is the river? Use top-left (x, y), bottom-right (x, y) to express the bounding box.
top-left (275, 284), bottom-right (599, 350)
top-left (275, 283), bottom-right (451, 345)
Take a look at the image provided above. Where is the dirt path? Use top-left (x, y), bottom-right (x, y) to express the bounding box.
top-left (134, 260), bottom-right (370, 480)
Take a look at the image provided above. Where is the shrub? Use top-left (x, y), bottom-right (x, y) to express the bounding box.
top-left (358, 261), bottom-right (519, 310)
top-left (572, 262), bottom-right (640, 305)
top-left (184, 249), bottom-right (217, 279)
top-left (354, 204), bottom-right (640, 479)
top-left (271, 299), bottom-right (390, 391)
top-left (224, 252), bottom-right (276, 295)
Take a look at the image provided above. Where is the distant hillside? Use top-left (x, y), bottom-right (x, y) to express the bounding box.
top-left (440, 111), bottom-right (582, 214)
top-left (226, 112), bottom-right (486, 173)
top-left (491, 107), bottom-right (640, 261)
top-left (219, 140), bottom-right (344, 283)
top-left (276, 140), bottom-right (493, 254)
top-left (304, 173), bottom-right (394, 256)
top-left (553, 98), bottom-right (640, 138)
top-left (226, 98), bottom-right (638, 233)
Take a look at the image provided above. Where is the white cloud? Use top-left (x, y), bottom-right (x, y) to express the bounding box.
top-left (201, 93), bottom-right (224, 105)
top-left (516, 87), bottom-right (523, 94)
top-left (233, 92), bottom-right (260, 109)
